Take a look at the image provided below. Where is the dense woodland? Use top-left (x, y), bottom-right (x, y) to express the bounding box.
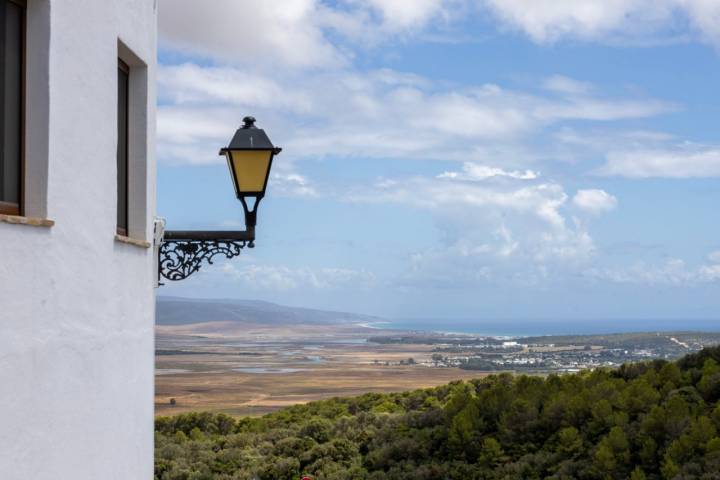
top-left (155, 346), bottom-right (720, 480)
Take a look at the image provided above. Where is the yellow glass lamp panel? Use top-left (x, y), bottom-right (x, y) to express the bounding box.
top-left (229, 150), bottom-right (272, 193)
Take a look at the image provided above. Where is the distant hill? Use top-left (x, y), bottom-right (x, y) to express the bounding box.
top-left (156, 296), bottom-right (382, 326)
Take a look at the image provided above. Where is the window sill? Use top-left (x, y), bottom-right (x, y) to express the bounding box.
top-left (0, 213), bottom-right (55, 228)
top-left (114, 234), bottom-right (151, 249)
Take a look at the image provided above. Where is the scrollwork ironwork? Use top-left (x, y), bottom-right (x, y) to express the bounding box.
top-left (159, 239), bottom-right (251, 282)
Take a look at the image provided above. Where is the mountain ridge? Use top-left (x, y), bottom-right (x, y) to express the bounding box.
top-left (156, 296), bottom-right (383, 326)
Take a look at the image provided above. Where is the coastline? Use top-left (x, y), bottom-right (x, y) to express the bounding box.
top-left (376, 318), bottom-right (720, 338)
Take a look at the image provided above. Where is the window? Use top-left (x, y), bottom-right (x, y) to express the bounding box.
top-left (117, 59), bottom-right (129, 235)
top-left (0, 0), bottom-right (24, 216)
top-left (116, 42), bottom-right (150, 242)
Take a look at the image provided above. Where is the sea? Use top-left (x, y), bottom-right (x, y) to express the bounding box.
top-left (377, 318), bottom-right (720, 338)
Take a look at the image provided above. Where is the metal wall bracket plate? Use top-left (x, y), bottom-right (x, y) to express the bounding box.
top-left (159, 238), bottom-right (250, 282)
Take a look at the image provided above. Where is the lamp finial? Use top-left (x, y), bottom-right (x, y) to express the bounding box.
top-left (242, 116), bottom-right (256, 129)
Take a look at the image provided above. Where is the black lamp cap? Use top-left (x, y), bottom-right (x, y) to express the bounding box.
top-left (219, 117), bottom-right (282, 154)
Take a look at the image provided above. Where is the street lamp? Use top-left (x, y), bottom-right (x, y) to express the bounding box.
top-left (159, 117), bottom-right (281, 282)
top-left (220, 116), bottom-right (282, 231)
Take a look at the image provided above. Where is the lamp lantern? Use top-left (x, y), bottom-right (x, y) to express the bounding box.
top-left (219, 116), bottom-right (282, 229)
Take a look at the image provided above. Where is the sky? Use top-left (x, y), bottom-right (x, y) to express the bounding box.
top-left (156, 0), bottom-right (720, 322)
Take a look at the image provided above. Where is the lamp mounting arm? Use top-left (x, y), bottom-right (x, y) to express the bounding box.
top-left (158, 197), bottom-right (263, 284)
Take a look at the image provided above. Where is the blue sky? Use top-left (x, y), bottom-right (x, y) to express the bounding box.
top-left (156, 0), bottom-right (720, 321)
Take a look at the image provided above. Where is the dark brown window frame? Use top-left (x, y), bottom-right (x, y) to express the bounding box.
top-left (116, 58), bottom-right (129, 236)
top-left (0, 0), bottom-right (26, 216)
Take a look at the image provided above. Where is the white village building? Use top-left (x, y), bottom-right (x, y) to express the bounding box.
top-left (0, 1), bottom-right (157, 478)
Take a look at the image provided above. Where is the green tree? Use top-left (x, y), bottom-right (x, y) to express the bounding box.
top-left (659, 362), bottom-right (682, 386)
top-left (189, 427), bottom-right (204, 441)
top-left (448, 399), bottom-right (485, 458)
top-left (630, 466), bottom-right (647, 480)
top-left (259, 457), bottom-right (300, 480)
top-left (477, 437), bottom-right (504, 469)
top-left (173, 430), bottom-right (188, 444)
top-left (698, 359), bottom-right (720, 402)
top-left (300, 417), bottom-right (333, 443)
top-left (555, 427), bottom-right (583, 458)
top-left (661, 456), bottom-right (680, 480)
top-left (593, 426), bottom-right (630, 478)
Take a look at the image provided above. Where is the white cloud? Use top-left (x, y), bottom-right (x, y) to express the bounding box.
top-left (597, 144), bottom-right (720, 178)
top-left (351, 175), bottom-right (567, 215)
top-left (393, 220), bottom-right (594, 289)
top-left (555, 128), bottom-right (676, 151)
top-left (543, 75), bottom-right (593, 95)
top-left (698, 264), bottom-right (720, 282)
top-left (359, 0), bottom-right (451, 30)
top-left (572, 189), bottom-right (618, 214)
top-left (158, 64), bottom-right (314, 113)
top-left (708, 251), bottom-right (720, 264)
top-left (438, 162), bottom-right (539, 181)
top-left (348, 170), bottom-right (598, 281)
top-left (219, 263), bottom-right (375, 290)
top-left (157, 0), bottom-right (677, 175)
top-left (270, 173), bottom-right (318, 198)
top-left (158, 0), bottom-right (466, 70)
top-left (157, 65), bottom-right (674, 171)
top-left (695, 251), bottom-right (720, 282)
top-left (534, 97), bottom-right (675, 123)
top-left (480, 0), bottom-right (720, 47)
top-left (482, 0), bottom-right (673, 44)
top-left (587, 255), bottom-right (720, 285)
top-left (159, 0), bottom-right (720, 77)
top-left (159, 0), bottom-right (349, 69)
top-left (551, 129), bottom-right (720, 179)
top-left (587, 259), bottom-right (693, 285)
top-left (675, 0), bottom-right (720, 46)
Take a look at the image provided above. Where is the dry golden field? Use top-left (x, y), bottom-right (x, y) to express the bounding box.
top-left (154, 322), bottom-right (485, 417)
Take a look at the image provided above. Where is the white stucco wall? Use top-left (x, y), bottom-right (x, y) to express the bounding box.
top-left (0, 1), bottom-right (157, 479)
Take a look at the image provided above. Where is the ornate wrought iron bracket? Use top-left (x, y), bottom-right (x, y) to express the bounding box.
top-left (158, 230), bottom-right (255, 283)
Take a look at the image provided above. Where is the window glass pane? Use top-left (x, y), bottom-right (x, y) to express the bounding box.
top-left (0, 1), bottom-right (23, 206)
top-left (117, 64), bottom-right (128, 232)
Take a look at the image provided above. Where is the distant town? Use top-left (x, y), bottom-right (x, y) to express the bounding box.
top-left (368, 331), bottom-right (720, 373)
